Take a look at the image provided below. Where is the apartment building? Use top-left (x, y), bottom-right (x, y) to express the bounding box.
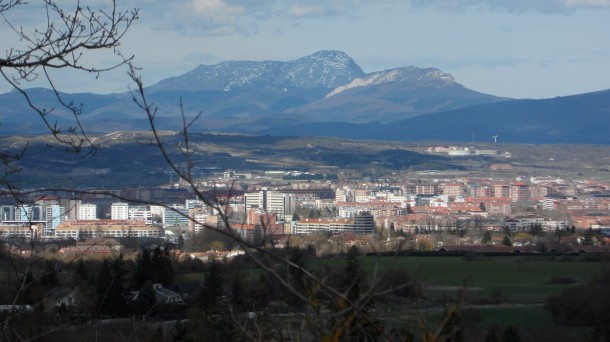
top-left (294, 212), bottom-right (374, 235)
top-left (111, 202), bottom-right (129, 220)
top-left (55, 220), bottom-right (163, 239)
top-left (244, 188), bottom-right (296, 221)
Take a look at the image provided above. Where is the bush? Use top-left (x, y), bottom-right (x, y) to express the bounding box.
top-left (546, 270), bottom-right (610, 326)
top-left (377, 268), bottom-right (420, 298)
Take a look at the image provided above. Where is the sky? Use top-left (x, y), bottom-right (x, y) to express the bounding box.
top-left (2, 0), bottom-right (610, 99)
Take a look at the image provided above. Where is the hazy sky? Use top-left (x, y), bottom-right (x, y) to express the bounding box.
top-left (2, 0), bottom-right (610, 99)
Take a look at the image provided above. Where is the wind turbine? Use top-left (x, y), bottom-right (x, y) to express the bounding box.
top-left (492, 135), bottom-right (499, 144)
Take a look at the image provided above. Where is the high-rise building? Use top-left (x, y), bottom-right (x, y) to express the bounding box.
top-left (78, 203), bottom-right (97, 220)
top-left (44, 205), bottom-right (64, 236)
top-left (244, 188), bottom-right (296, 221)
top-left (1, 205), bottom-right (15, 222)
top-left (510, 182), bottom-right (530, 203)
top-left (416, 184), bottom-right (439, 195)
top-left (164, 205), bottom-right (190, 230)
top-left (111, 202), bottom-right (129, 220)
top-left (493, 184), bottom-right (510, 198)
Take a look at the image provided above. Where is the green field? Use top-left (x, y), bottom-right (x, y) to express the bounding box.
top-left (356, 255), bottom-right (606, 303)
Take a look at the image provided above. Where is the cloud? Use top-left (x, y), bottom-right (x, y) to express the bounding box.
top-left (189, 0), bottom-right (247, 24)
top-left (410, 0), bottom-right (610, 13)
top-left (134, 0), bottom-right (610, 38)
top-left (288, 5), bottom-right (325, 18)
top-left (134, 0), bottom-right (367, 36)
top-left (565, 0), bottom-right (610, 7)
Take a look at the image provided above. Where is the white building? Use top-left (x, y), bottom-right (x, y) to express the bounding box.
top-left (78, 203), bottom-right (97, 220)
top-left (111, 202), bottom-right (129, 220)
top-left (244, 188), bottom-right (296, 221)
top-left (44, 205), bottom-right (64, 236)
top-left (129, 207), bottom-right (153, 225)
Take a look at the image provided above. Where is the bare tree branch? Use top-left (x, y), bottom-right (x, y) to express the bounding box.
top-left (0, 0), bottom-right (139, 155)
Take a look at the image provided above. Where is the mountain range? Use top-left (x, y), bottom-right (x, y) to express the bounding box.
top-left (1, 50), bottom-right (609, 144)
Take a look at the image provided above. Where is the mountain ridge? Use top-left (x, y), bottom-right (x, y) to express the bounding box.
top-left (0, 50), bottom-right (608, 144)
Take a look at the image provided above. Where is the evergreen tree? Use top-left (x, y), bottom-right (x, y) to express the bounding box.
top-left (109, 254), bottom-right (126, 315)
top-left (292, 212), bottom-right (300, 221)
top-left (96, 259), bottom-right (113, 316)
top-left (40, 260), bottom-right (58, 287)
top-left (200, 261), bottom-right (224, 313)
top-left (96, 256), bottom-right (126, 317)
top-left (482, 231), bottom-right (492, 245)
top-left (134, 280), bottom-right (157, 314)
top-left (583, 227), bottom-right (595, 246)
top-left (342, 246), bottom-right (363, 302)
top-left (134, 247), bottom-right (174, 288)
top-left (154, 247), bottom-right (174, 287)
top-left (134, 248), bottom-right (152, 288)
top-left (75, 258), bottom-right (88, 281)
top-left (502, 236), bottom-right (512, 247)
top-left (286, 246), bottom-right (307, 309)
top-left (178, 234), bottom-right (185, 249)
top-left (330, 246), bottom-right (382, 340)
top-left (230, 272), bottom-right (246, 311)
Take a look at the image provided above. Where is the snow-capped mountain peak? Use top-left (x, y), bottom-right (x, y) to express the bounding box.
top-left (148, 50), bottom-right (365, 93)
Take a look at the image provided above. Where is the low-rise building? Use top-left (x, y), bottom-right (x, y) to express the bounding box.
top-left (294, 212), bottom-right (374, 235)
top-left (55, 220), bottom-right (163, 238)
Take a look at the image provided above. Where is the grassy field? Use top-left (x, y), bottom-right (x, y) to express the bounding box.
top-left (178, 254), bottom-right (605, 305)
top-left (356, 255), bottom-right (606, 303)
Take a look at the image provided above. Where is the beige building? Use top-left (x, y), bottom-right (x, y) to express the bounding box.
top-left (55, 220), bottom-right (163, 239)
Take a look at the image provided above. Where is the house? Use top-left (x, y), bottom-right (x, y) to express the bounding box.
top-left (46, 287), bottom-right (82, 315)
top-left (132, 283), bottom-right (184, 305)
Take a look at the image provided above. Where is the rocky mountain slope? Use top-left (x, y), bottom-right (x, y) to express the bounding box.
top-left (2, 50), bottom-right (608, 145)
top-left (0, 50), bottom-right (503, 134)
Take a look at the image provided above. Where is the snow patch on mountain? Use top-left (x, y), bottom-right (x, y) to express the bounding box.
top-left (326, 67), bottom-right (455, 98)
top-left (149, 50), bottom-right (364, 93)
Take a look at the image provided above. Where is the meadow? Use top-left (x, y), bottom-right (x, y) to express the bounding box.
top-left (359, 255), bottom-right (606, 303)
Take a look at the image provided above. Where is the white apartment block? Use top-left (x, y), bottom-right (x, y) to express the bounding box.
top-left (244, 188), bottom-right (296, 221)
top-left (335, 188), bottom-right (349, 202)
top-left (78, 204), bottom-right (97, 220)
top-left (129, 207), bottom-right (153, 225)
top-left (111, 202), bottom-right (129, 220)
top-left (189, 208), bottom-right (208, 234)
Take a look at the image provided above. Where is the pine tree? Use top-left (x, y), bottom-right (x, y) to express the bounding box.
top-left (75, 258), bottom-right (88, 281)
top-left (583, 227), bottom-right (594, 246)
top-left (201, 261), bottom-right (224, 313)
top-left (134, 248), bottom-right (152, 288)
top-left (135, 280), bottom-right (157, 313)
top-left (330, 246), bottom-right (382, 340)
top-left (230, 272), bottom-right (246, 311)
top-left (482, 231), bottom-right (492, 245)
top-left (96, 259), bottom-right (113, 316)
top-left (96, 256), bottom-right (126, 317)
